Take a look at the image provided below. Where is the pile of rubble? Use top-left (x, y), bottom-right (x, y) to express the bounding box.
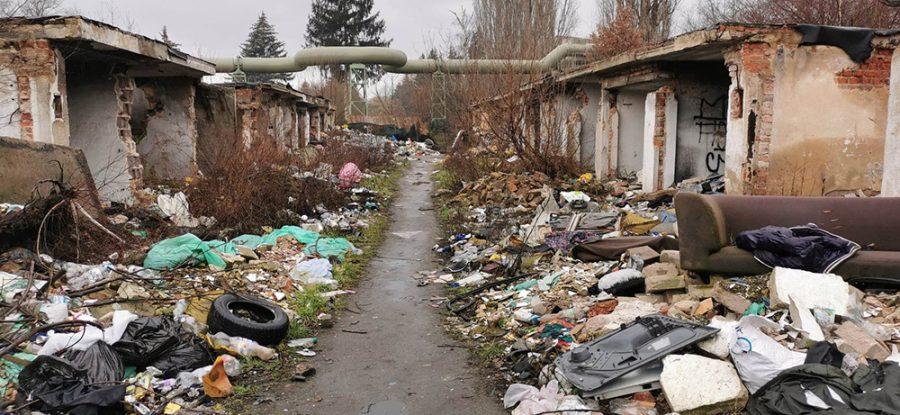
top-left (425, 170), bottom-right (900, 415)
top-left (0, 134), bottom-right (427, 414)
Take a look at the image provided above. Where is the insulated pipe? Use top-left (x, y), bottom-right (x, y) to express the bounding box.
top-left (211, 47), bottom-right (408, 73)
top-left (383, 43), bottom-right (593, 74)
top-left (212, 43), bottom-right (591, 75)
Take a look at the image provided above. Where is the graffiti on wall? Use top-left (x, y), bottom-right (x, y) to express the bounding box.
top-left (694, 95), bottom-right (727, 173)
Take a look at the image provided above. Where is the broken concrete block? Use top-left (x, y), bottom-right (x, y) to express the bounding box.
top-left (626, 245), bottom-right (660, 262)
top-left (687, 283), bottom-right (715, 301)
top-left (835, 321), bottom-right (890, 361)
top-left (694, 298), bottom-right (714, 316)
top-left (713, 281), bottom-right (751, 315)
top-left (659, 250), bottom-right (680, 265)
top-left (665, 290), bottom-right (691, 304)
top-left (768, 267), bottom-right (850, 315)
top-left (234, 245), bottom-right (259, 260)
top-left (635, 293), bottom-right (665, 304)
top-left (698, 316), bottom-right (739, 359)
top-left (661, 354), bottom-right (748, 414)
top-left (643, 263), bottom-right (685, 293)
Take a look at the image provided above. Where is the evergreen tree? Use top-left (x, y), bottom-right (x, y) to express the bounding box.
top-left (305, 0), bottom-right (391, 81)
top-left (239, 12), bottom-right (293, 84)
top-left (159, 26), bottom-right (180, 49)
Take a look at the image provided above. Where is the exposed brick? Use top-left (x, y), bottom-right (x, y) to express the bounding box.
top-left (835, 48), bottom-right (892, 89)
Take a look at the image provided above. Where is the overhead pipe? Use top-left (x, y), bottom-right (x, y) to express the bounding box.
top-left (383, 43), bottom-right (593, 74)
top-left (211, 43), bottom-right (592, 75)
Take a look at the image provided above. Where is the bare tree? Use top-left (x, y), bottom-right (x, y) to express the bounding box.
top-left (596, 0), bottom-right (680, 43)
top-left (0, 0), bottom-right (63, 17)
top-left (687, 0), bottom-right (900, 30)
top-left (469, 0), bottom-right (580, 59)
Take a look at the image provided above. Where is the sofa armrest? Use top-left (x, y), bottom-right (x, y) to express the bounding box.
top-left (674, 192), bottom-right (728, 271)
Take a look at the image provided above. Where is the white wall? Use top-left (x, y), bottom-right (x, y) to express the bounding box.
top-left (616, 90), bottom-right (646, 176)
top-left (883, 48), bottom-right (900, 196)
top-left (68, 76), bottom-right (134, 204)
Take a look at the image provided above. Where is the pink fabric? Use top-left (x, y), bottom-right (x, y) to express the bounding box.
top-left (338, 162), bottom-right (362, 189)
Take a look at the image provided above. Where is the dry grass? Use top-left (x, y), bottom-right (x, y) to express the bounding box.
top-left (188, 137), bottom-right (347, 234)
top-left (308, 139), bottom-right (395, 174)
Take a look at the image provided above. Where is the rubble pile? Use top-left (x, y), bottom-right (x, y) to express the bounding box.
top-left (0, 134), bottom-right (430, 414)
top-left (425, 169), bottom-right (900, 415)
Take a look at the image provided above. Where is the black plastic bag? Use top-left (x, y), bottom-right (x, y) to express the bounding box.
top-left (63, 341), bottom-right (124, 384)
top-left (18, 353), bottom-right (125, 415)
top-left (113, 316), bottom-right (214, 378)
top-left (112, 316), bottom-right (181, 366)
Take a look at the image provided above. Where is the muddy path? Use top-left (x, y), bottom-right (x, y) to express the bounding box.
top-left (254, 157), bottom-right (505, 415)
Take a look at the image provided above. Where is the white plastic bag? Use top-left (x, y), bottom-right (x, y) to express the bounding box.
top-left (39, 310), bottom-right (138, 355)
top-left (729, 315), bottom-right (806, 393)
top-left (289, 258), bottom-right (336, 286)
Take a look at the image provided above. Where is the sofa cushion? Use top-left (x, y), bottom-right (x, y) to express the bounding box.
top-left (708, 247), bottom-right (900, 283)
top-left (833, 251), bottom-right (900, 283)
top-left (707, 246), bottom-right (771, 275)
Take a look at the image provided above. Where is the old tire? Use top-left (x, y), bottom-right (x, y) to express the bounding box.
top-left (206, 293), bottom-right (289, 346)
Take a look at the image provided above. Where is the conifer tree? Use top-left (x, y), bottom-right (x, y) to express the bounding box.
top-left (239, 12), bottom-right (293, 83)
top-left (305, 0), bottom-right (391, 80)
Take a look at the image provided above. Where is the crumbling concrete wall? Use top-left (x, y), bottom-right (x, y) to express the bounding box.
top-left (133, 77), bottom-right (198, 181)
top-left (195, 84), bottom-right (238, 173)
top-left (0, 40), bottom-right (68, 145)
top-left (672, 64), bottom-right (731, 181)
top-left (0, 135), bottom-right (99, 209)
top-left (767, 46), bottom-right (888, 196)
top-left (68, 70), bottom-right (142, 205)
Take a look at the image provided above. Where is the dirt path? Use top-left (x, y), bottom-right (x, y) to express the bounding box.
top-left (255, 157), bottom-right (506, 415)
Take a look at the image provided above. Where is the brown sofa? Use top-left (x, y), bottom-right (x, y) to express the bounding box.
top-left (674, 192), bottom-right (900, 285)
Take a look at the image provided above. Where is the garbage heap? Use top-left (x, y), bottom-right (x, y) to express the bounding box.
top-left (0, 135), bottom-right (421, 414)
top-left (425, 172), bottom-right (900, 415)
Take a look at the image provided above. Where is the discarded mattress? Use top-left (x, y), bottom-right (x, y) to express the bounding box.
top-left (735, 223), bottom-right (860, 273)
top-left (554, 314), bottom-right (718, 394)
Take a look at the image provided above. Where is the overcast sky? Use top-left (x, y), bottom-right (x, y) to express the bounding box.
top-left (59, 0), bottom-right (698, 87)
top-left (60, 1), bottom-right (614, 58)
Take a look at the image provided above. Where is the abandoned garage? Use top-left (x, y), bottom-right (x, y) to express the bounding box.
top-left (521, 23), bottom-right (900, 197)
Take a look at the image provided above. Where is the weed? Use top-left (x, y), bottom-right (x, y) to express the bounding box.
top-left (474, 341), bottom-right (506, 364)
top-left (289, 287), bottom-right (329, 328)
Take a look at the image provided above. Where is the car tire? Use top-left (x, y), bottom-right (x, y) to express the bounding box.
top-left (206, 293), bottom-right (289, 346)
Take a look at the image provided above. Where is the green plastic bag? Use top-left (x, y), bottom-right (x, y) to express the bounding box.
top-left (304, 237), bottom-right (356, 261)
top-left (144, 234), bottom-right (230, 270)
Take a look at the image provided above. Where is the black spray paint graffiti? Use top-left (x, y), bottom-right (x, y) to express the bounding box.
top-left (694, 95), bottom-right (728, 173)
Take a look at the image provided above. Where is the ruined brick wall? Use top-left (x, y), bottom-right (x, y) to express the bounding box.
top-left (835, 48), bottom-right (892, 89)
top-left (0, 39), bottom-right (67, 144)
top-left (114, 74), bottom-right (145, 199)
top-left (724, 34), bottom-right (890, 196)
top-left (234, 86), bottom-right (303, 151)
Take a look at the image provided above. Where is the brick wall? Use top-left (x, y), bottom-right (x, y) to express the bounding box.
top-left (739, 42), bottom-right (776, 195)
top-left (835, 48), bottom-right (892, 89)
top-left (5, 40), bottom-right (56, 141)
top-left (653, 86), bottom-right (671, 188)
